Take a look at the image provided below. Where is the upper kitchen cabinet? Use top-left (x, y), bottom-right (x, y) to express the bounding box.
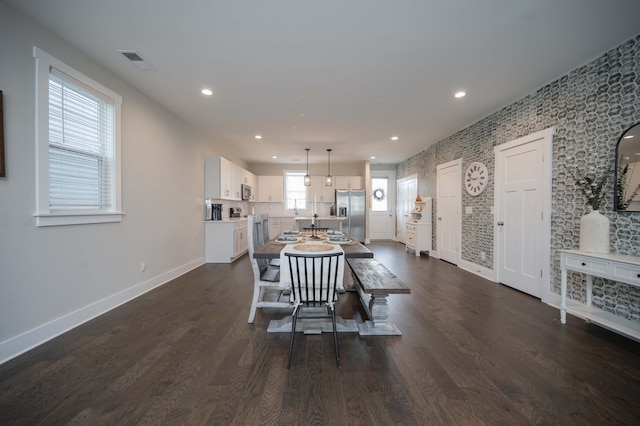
top-left (241, 169), bottom-right (257, 197)
top-left (257, 175), bottom-right (284, 202)
top-left (335, 176), bottom-right (363, 190)
top-left (310, 176), bottom-right (336, 202)
top-left (205, 156), bottom-right (249, 201)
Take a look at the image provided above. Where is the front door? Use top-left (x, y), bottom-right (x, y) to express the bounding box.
top-left (370, 172), bottom-right (396, 240)
top-left (437, 159), bottom-right (461, 265)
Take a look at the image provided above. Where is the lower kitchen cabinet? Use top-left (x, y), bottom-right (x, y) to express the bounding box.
top-left (205, 219), bottom-right (248, 263)
top-left (268, 217), bottom-right (296, 239)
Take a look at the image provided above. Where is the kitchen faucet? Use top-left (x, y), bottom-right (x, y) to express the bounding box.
top-left (294, 199), bottom-right (298, 215)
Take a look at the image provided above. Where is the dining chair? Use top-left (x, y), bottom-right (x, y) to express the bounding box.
top-left (247, 214), bottom-right (290, 323)
top-left (284, 251), bottom-right (344, 368)
top-left (263, 215), bottom-right (280, 267)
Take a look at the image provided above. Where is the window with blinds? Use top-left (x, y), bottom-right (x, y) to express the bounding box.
top-left (34, 47), bottom-right (122, 226)
top-left (48, 68), bottom-right (115, 211)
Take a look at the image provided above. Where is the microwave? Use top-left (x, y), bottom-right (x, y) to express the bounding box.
top-left (241, 184), bottom-right (252, 200)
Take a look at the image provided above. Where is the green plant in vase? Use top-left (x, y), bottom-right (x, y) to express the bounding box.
top-left (575, 167), bottom-right (612, 211)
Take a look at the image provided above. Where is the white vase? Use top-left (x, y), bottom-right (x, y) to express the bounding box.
top-left (579, 209), bottom-right (610, 253)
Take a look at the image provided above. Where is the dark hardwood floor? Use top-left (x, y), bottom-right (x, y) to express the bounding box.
top-left (1, 242), bottom-right (639, 425)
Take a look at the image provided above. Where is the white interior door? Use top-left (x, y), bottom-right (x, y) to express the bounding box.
top-left (495, 131), bottom-right (551, 298)
top-left (437, 159), bottom-right (461, 265)
top-left (396, 176), bottom-right (416, 244)
top-left (370, 171), bottom-right (396, 240)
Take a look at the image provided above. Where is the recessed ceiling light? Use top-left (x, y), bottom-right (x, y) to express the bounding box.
top-left (370, 156), bottom-right (376, 159)
top-left (454, 91), bottom-right (466, 98)
top-left (391, 136), bottom-right (399, 141)
top-left (272, 155), bottom-right (277, 159)
top-left (255, 135), bottom-right (262, 139)
top-left (201, 88), bottom-right (213, 96)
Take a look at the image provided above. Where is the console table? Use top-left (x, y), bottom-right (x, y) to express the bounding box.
top-left (559, 249), bottom-right (640, 341)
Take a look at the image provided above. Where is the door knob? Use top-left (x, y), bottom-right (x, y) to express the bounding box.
top-left (497, 221), bottom-right (504, 226)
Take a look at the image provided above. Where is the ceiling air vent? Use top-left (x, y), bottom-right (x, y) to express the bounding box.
top-left (117, 50), bottom-right (156, 71)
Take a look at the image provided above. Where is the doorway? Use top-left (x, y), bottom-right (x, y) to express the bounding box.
top-left (370, 170), bottom-right (396, 240)
top-left (494, 128), bottom-right (553, 299)
top-left (436, 159), bottom-right (461, 265)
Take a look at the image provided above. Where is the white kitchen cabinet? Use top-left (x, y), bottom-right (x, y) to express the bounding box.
top-left (205, 156), bottom-right (226, 199)
top-left (257, 175), bottom-right (283, 202)
top-left (205, 156), bottom-right (246, 201)
top-left (205, 219), bottom-right (248, 263)
top-left (335, 176), bottom-right (363, 190)
top-left (233, 222), bottom-right (248, 257)
top-left (241, 169), bottom-right (257, 200)
top-left (268, 217), bottom-right (295, 239)
top-left (230, 164), bottom-right (242, 200)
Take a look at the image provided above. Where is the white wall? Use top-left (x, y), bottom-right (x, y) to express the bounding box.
top-left (0, 2), bottom-right (220, 363)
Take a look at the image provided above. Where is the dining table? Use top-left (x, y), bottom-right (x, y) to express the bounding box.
top-left (253, 230), bottom-right (372, 334)
top-left (252, 231), bottom-right (373, 259)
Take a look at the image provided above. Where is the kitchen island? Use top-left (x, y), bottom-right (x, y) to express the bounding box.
top-left (294, 216), bottom-right (345, 231)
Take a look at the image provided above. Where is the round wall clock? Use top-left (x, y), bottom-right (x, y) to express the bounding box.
top-left (465, 162), bottom-right (489, 196)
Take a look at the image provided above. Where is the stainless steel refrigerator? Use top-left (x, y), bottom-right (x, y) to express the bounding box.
top-left (335, 189), bottom-right (366, 243)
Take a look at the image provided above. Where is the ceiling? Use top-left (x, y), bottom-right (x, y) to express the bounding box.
top-left (6, 0), bottom-right (640, 166)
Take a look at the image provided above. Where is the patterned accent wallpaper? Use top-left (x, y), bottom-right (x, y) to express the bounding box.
top-left (397, 35), bottom-right (640, 322)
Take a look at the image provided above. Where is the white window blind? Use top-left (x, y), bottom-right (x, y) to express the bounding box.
top-left (48, 68), bottom-right (115, 211)
top-left (285, 172), bottom-right (307, 210)
top-left (34, 47), bottom-right (122, 226)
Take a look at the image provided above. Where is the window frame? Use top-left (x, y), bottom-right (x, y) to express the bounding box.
top-left (284, 171), bottom-right (309, 212)
top-left (33, 47), bottom-right (123, 227)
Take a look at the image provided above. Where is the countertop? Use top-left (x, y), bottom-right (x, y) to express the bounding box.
top-left (204, 217), bottom-right (247, 223)
top-left (293, 216), bottom-right (346, 220)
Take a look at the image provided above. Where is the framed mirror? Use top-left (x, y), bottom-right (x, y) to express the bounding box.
top-left (614, 122), bottom-right (640, 211)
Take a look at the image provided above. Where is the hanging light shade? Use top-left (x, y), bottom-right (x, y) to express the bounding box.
top-left (304, 148), bottom-right (311, 186)
top-left (325, 149), bottom-right (333, 186)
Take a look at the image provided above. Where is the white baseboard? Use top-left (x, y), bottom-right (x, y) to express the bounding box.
top-left (457, 259), bottom-right (497, 282)
top-left (0, 257), bottom-right (205, 365)
top-left (543, 292), bottom-right (561, 308)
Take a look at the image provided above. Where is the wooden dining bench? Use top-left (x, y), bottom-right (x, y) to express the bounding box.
top-left (346, 258), bottom-right (411, 335)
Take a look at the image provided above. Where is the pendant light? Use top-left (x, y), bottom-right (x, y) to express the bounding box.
top-left (325, 149), bottom-right (333, 186)
top-left (304, 148), bottom-right (311, 186)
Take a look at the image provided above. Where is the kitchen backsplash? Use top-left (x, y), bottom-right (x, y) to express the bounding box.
top-left (251, 202), bottom-right (334, 217)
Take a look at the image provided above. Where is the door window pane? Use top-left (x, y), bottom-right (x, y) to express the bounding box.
top-left (372, 178), bottom-right (388, 211)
